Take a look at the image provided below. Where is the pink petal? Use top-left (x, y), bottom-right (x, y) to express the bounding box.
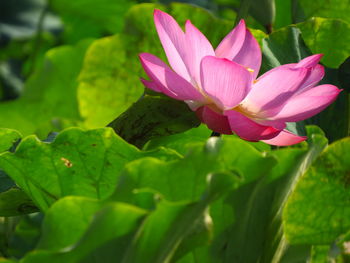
top-left (242, 67), bottom-right (309, 116)
top-left (215, 19), bottom-right (246, 61)
top-left (254, 119), bottom-right (286, 130)
top-left (273, 54), bottom-right (323, 70)
top-left (139, 53), bottom-right (204, 101)
top-left (154, 9), bottom-right (190, 81)
top-left (292, 55), bottom-right (325, 93)
top-left (269, 84), bottom-right (342, 122)
top-left (196, 106), bottom-right (232, 134)
top-left (185, 20), bottom-right (215, 85)
top-left (260, 62), bottom-right (325, 94)
top-left (140, 78), bottom-right (162, 92)
top-left (224, 110), bottom-right (281, 141)
top-left (200, 56), bottom-right (253, 110)
top-left (261, 130), bottom-right (307, 146)
top-left (296, 64), bottom-right (324, 93)
top-left (231, 28), bottom-right (262, 79)
top-left (296, 54), bottom-right (323, 68)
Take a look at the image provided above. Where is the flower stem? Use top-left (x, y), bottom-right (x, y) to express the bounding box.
top-left (234, 0), bottom-right (254, 26)
top-left (210, 132), bottom-right (221, 137)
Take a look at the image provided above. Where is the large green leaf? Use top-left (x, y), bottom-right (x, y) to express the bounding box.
top-left (297, 17), bottom-right (350, 68)
top-left (19, 173), bottom-right (236, 263)
top-left (261, 26), bottom-right (310, 73)
top-left (37, 197), bottom-right (102, 251)
top-left (0, 129), bottom-right (21, 153)
top-left (249, 0), bottom-right (275, 27)
top-left (283, 137), bottom-right (350, 245)
top-left (0, 129), bottom-right (32, 217)
top-left (21, 198), bottom-right (146, 263)
top-left (295, 0), bottom-right (350, 25)
top-left (6, 213), bottom-right (42, 259)
top-left (108, 96), bottom-right (201, 148)
top-left (77, 34), bottom-right (145, 129)
top-left (120, 172), bottom-right (237, 263)
top-left (0, 39), bottom-right (93, 137)
top-left (264, 17), bottom-right (350, 70)
top-left (0, 188), bottom-right (37, 217)
top-left (50, 0), bottom-right (134, 43)
top-left (210, 126), bottom-right (327, 263)
top-left (0, 128), bottom-right (180, 211)
top-left (113, 136), bottom-right (276, 205)
top-left (274, 0), bottom-right (292, 29)
top-left (111, 137), bottom-right (276, 262)
top-left (143, 124), bottom-right (211, 156)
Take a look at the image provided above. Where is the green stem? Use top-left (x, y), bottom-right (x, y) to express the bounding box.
top-left (291, 0), bottom-right (299, 24)
top-left (348, 93), bottom-right (350, 136)
top-left (210, 131), bottom-right (221, 137)
top-left (234, 0), bottom-right (254, 26)
top-left (26, 1), bottom-right (51, 77)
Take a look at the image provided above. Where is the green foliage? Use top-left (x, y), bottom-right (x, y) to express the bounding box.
top-left (0, 128), bottom-right (181, 212)
top-left (249, 0), bottom-right (275, 27)
top-left (284, 137), bottom-right (350, 244)
top-left (77, 35), bottom-right (145, 129)
top-left (108, 96), bottom-right (201, 148)
top-left (0, 189), bottom-right (37, 217)
top-left (295, 0), bottom-right (350, 24)
top-left (0, 129), bottom-right (21, 153)
top-left (0, 39), bottom-right (93, 137)
top-left (298, 17), bottom-right (350, 68)
top-left (0, 1), bottom-right (350, 262)
top-left (51, 0), bottom-right (135, 43)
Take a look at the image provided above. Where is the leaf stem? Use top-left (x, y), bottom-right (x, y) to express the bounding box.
top-left (348, 93), bottom-right (350, 136)
top-left (210, 131), bottom-right (221, 137)
top-left (234, 0), bottom-right (254, 26)
top-left (26, 0), bottom-right (51, 77)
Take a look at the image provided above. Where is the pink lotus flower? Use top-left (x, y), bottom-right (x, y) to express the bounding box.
top-left (139, 9), bottom-right (341, 146)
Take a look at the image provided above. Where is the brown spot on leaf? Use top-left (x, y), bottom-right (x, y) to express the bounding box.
top-left (61, 157), bottom-right (73, 168)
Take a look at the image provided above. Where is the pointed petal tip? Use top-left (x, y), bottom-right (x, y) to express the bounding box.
top-left (238, 19), bottom-right (246, 27)
top-left (139, 52), bottom-right (153, 59)
top-left (262, 130), bottom-right (307, 146)
top-left (153, 9), bottom-right (174, 24)
top-left (297, 54), bottom-right (324, 68)
top-left (140, 78), bottom-right (164, 93)
top-left (308, 53), bottom-right (324, 61)
top-left (153, 9), bottom-right (164, 16)
top-left (138, 52), bottom-right (147, 60)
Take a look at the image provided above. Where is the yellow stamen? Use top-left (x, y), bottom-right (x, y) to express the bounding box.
top-left (245, 67), bottom-right (254, 73)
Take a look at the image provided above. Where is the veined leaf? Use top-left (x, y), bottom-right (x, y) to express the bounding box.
top-left (0, 128), bottom-right (180, 211)
top-left (284, 137), bottom-right (350, 244)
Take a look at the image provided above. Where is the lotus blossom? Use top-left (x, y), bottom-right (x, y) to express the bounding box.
top-left (139, 9), bottom-right (341, 146)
